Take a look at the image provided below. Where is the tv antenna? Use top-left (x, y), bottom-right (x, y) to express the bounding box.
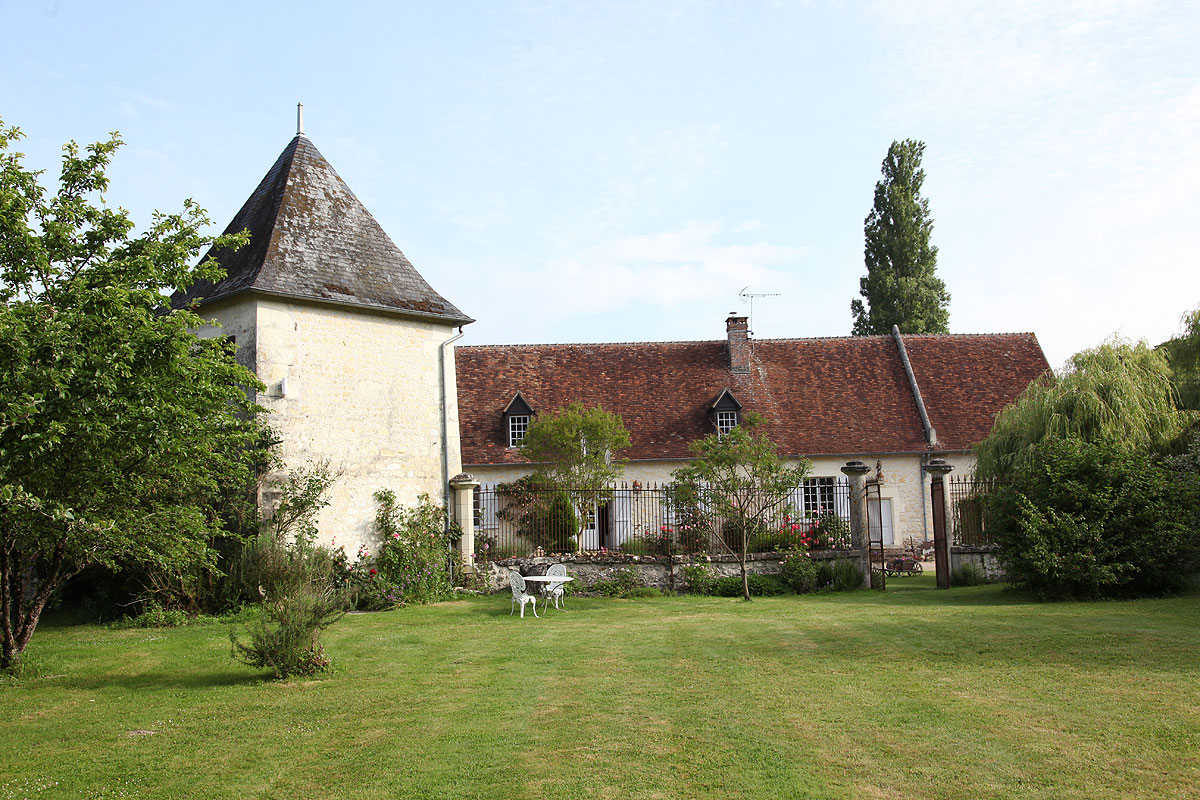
top-left (739, 286), bottom-right (781, 335)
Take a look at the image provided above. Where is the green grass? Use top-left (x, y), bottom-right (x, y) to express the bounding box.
top-left (3, 578), bottom-right (1199, 799)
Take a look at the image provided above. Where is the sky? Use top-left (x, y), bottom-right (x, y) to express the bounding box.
top-left (4, 0), bottom-right (1199, 369)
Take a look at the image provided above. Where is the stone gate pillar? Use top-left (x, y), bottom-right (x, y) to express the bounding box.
top-left (925, 458), bottom-right (954, 589)
top-left (840, 460), bottom-right (873, 588)
top-left (449, 472), bottom-right (480, 567)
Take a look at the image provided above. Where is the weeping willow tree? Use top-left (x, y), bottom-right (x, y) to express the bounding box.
top-left (975, 339), bottom-right (1193, 479)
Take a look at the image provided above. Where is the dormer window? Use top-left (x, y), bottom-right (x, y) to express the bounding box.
top-left (508, 414), bottom-right (530, 447)
top-left (503, 392), bottom-right (535, 449)
top-left (708, 388), bottom-right (742, 436)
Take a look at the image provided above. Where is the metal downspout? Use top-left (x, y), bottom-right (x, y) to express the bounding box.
top-left (439, 326), bottom-right (466, 530)
top-left (920, 453), bottom-right (930, 542)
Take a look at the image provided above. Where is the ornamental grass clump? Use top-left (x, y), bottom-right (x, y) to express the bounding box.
top-left (230, 532), bottom-right (348, 678)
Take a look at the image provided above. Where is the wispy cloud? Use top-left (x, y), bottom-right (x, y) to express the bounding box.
top-left (864, 0), bottom-right (1200, 364)
top-left (450, 220), bottom-right (806, 343)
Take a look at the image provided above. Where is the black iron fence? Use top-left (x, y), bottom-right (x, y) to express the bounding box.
top-left (472, 479), bottom-right (853, 560)
top-left (948, 475), bottom-right (1005, 546)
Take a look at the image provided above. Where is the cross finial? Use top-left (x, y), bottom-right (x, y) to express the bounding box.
top-left (297, 102), bottom-right (305, 136)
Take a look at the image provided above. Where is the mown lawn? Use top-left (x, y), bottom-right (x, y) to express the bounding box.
top-left (2, 578), bottom-right (1198, 799)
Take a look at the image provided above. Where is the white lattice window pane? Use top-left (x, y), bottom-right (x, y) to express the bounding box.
top-left (716, 410), bottom-right (737, 435)
top-left (508, 415), bottom-right (529, 447)
top-left (802, 477), bottom-right (835, 518)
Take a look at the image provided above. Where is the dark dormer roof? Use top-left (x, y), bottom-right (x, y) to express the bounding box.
top-left (172, 135), bottom-right (472, 325)
top-left (504, 392), bottom-right (535, 417)
top-left (709, 389), bottom-right (742, 412)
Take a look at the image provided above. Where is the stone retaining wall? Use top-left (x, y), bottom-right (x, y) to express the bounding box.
top-left (481, 550), bottom-right (859, 593)
top-left (950, 545), bottom-right (1005, 580)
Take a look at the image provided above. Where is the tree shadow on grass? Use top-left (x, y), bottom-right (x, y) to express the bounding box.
top-left (53, 667), bottom-right (267, 692)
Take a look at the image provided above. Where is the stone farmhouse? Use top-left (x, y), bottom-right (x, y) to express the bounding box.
top-left (456, 318), bottom-right (1049, 551)
top-left (178, 130), bottom-right (1049, 559)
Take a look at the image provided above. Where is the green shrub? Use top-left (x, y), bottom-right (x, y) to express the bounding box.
top-left (780, 547), bottom-right (819, 593)
top-left (718, 519), bottom-right (749, 553)
top-left (951, 562), bottom-right (988, 586)
top-left (590, 568), bottom-right (644, 597)
top-left (665, 480), bottom-right (716, 552)
top-left (989, 438), bottom-right (1200, 599)
top-left (807, 510), bottom-right (852, 550)
top-left (497, 476), bottom-right (579, 553)
top-left (714, 574), bottom-right (789, 597)
top-left (682, 563), bottom-right (717, 595)
top-left (746, 527), bottom-right (798, 553)
top-left (618, 538), bottom-right (654, 556)
top-left (371, 491), bottom-right (458, 605)
top-left (815, 560), bottom-right (864, 592)
top-left (620, 526), bottom-right (673, 555)
top-left (113, 602), bottom-right (189, 629)
top-left (230, 466), bottom-right (349, 679)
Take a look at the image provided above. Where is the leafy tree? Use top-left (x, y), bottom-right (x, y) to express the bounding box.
top-left (851, 139), bottom-right (950, 335)
top-left (672, 413), bottom-right (811, 600)
top-left (987, 438), bottom-right (1200, 599)
top-left (518, 402), bottom-right (631, 551)
top-left (1158, 303), bottom-right (1200, 412)
top-left (975, 339), bottom-right (1190, 479)
top-left (496, 474), bottom-right (579, 553)
top-left (0, 120), bottom-right (266, 669)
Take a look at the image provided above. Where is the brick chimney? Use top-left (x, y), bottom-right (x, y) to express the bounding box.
top-left (726, 313), bottom-right (750, 373)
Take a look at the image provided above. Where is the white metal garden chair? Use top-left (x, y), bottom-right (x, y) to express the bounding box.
top-left (542, 563), bottom-right (568, 612)
top-left (509, 570), bottom-right (539, 618)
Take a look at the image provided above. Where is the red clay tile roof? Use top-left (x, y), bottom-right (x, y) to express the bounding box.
top-left (900, 334), bottom-right (1050, 450)
top-left (456, 333), bottom-right (1049, 466)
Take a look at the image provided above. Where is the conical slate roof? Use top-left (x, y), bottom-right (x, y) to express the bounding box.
top-left (173, 135), bottom-right (472, 324)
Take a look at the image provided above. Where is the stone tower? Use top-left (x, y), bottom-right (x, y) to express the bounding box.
top-left (174, 132), bottom-right (472, 553)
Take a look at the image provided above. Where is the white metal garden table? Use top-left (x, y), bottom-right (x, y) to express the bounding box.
top-left (521, 575), bottom-right (573, 612)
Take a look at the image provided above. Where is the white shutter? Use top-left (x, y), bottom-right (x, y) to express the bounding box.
top-left (835, 475), bottom-right (851, 522)
top-left (612, 489), bottom-right (632, 546)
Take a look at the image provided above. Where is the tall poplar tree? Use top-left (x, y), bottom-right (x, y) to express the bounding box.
top-left (851, 139), bottom-right (950, 335)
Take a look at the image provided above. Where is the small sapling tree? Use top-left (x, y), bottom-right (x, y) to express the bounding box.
top-left (672, 413), bottom-right (811, 600)
top-left (231, 463), bottom-right (348, 678)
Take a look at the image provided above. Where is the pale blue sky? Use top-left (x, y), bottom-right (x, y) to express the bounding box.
top-left (5, 0), bottom-right (1199, 368)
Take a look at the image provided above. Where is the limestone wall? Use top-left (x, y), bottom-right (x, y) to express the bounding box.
top-left (951, 546), bottom-right (1005, 580)
top-left (204, 296), bottom-right (464, 555)
top-left (470, 451), bottom-right (978, 553)
top-left (195, 298), bottom-right (257, 373)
